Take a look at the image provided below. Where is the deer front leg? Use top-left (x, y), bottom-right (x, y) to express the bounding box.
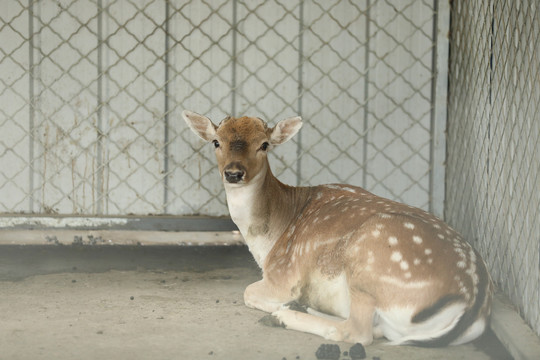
top-left (271, 288), bottom-right (376, 345)
top-left (244, 279), bottom-right (295, 314)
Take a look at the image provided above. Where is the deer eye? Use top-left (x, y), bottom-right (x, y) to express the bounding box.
top-left (259, 142), bottom-right (270, 151)
top-left (212, 140), bottom-right (220, 148)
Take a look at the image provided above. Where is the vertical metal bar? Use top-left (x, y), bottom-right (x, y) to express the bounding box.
top-left (362, 0), bottom-right (371, 189)
top-left (96, 0), bottom-right (104, 214)
top-left (231, 0), bottom-right (238, 117)
top-left (28, 0), bottom-right (35, 213)
top-left (163, 0), bottom-right (170, 214)
top-left (430, 0), bottom-right (450, 219)
top-left (296, 0), bottom-right (304, 186)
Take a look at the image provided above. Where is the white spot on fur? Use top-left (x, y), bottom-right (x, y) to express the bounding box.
top-left (437, 233), bottom-right (445, 239)
top-left (372, 229), bottom-right (381, 237)
top-left (404, 272), bottom-right (412, 279)
top-left (413, 258), bottom-right (421, 265)
top-left (400, 261), bottom-right (409, 271)
top-left (378, 276), bottom-right (430, 289)
top-left (427, 258), bottom-right (433, 264)
top-left (379, 213), bottom-right (392, 219)
top-left (424, 248), bottom-right (432, 255)
top-left (404, 222), bottom-right (415, 230)
top-left (469, 249), bottom-right (477, 263)
top-left (287, 225), bottom-right (296, 237)
top-left (388, 236), bottom-right (398, 246)
top-left (367, 251), bottom-right (375, 264)
top-left (391, 251), bottom-right (403, 262)
top-left (412, 236), bottom-right (423, 244)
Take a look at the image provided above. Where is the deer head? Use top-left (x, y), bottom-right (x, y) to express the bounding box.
top-left (182, 110), bottom-right (302, 185)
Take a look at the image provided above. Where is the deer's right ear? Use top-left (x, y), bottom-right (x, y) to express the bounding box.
top-left (182, 110), bottom-right (217, 142)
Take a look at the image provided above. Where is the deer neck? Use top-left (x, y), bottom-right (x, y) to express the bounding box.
top-left (224, 165), bottom-right (309, 268)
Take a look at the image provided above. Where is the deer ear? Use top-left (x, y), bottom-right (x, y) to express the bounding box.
top-left (269, 116), bottom-right (302, 145)
top-left (182, 110), bottom-right (217, 142)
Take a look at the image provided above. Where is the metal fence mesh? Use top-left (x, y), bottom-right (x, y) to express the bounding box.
top-left (0, 0), bottom-right (444, 217)
top-left (447, 0), bottom-right (540, 336)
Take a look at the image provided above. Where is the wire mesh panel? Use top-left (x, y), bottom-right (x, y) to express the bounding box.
top-left (447, 0), bottom-right (540, 336)
top-left (0, 0), bottom-right (446, 218)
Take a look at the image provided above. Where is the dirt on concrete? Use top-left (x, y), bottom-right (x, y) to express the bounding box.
top-left (0, 245), bottom-right (512, 360)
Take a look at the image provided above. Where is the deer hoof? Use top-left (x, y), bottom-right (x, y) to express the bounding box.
top-left (284, 301), bottom-right (308, 313)
top-left (258, 314), bottom-right (285, 328)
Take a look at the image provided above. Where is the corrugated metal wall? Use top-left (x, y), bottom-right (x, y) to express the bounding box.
top-left (0, 0), bottom-right (446, 219)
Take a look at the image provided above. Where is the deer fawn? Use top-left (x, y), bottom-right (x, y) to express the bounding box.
top-left (182, 110), bottom-right (492, 346)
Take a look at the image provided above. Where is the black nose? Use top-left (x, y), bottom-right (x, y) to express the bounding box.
top-left (224, 170), bottom-right (244, 183)
top-left (224, 162), bottom-right (246, 183)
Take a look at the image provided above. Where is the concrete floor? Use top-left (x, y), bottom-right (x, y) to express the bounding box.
top-left (0, 245), bottom-right (513, 360)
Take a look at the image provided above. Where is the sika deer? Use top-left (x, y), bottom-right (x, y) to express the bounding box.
top-left (182, 110), bottom-right (493, 346)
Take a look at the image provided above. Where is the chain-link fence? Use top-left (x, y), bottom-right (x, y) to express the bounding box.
top-left (0, 0), bottom-right (446, 219)
top-left (447, 0), bottom-right (540, 337)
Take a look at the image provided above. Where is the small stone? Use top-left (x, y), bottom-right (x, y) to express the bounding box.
top-left (349, 343), bottom-right (366, 359)
top-left (208, 350), bottom-right (213, 355)
top-left (315, 344), bottom-right (340, 360)
top-left (71, 279), bottom-right (76, 283)
top-left (130, 296), bottom-right (134, 300)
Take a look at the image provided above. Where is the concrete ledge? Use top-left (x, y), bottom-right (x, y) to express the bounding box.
top-left (491, 290), bottom-right (540, 360)
top-left (0, 215), bottom-right (238, 232)
top-left (0, 229), bottom-right (244, 246)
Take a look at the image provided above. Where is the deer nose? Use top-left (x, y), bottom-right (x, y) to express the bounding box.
top-left (224, 163), bottom-right (246, 183)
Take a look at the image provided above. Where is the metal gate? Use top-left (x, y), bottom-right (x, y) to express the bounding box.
top-left (446, 0), bottom-right (540, 337)
top-left (1, 0), bottom-right (446, 221)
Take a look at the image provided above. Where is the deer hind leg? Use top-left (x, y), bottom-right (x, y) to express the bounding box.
top-left (271, 289), bottom-right (376, 345)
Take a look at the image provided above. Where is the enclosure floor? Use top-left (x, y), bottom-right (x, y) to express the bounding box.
top-left (0, 245), bottom-right (511, 360)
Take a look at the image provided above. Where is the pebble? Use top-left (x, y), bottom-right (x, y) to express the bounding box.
top-left (349, 343), bottom-right (366, 359)
top-left (315, 344), bottom-right (341, 360)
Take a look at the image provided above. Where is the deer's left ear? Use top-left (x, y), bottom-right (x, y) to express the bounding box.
top-left (269, 116), bottom-right (302, 145)
top-left (182, 110), bottom-right (217, 142)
